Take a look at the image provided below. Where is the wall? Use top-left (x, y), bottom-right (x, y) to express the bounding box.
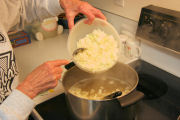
top-left (87, 0), bottom-right (180, 21)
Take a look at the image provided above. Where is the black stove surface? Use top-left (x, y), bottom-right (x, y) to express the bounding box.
top-left (134, 60), bottom-right (180, 120)
top-left (34, 60), bottom-right (180, 120)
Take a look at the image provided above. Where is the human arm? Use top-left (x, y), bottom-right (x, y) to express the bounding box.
top-left (17, 60), bottom-right (69, 99)
top-left (0, 90), bottom-right (35, 120)
top-left (23, 0), bottom-right (106, 29)
top-left (0, 60), bottom-right (69, 120)
top-left (60, 0), bottom-right (106, 29)
top-left (1, 0), bottom-right (105, 32)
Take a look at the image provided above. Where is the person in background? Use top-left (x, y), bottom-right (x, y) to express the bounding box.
top-left (0, 0), bottom-right (106, 119)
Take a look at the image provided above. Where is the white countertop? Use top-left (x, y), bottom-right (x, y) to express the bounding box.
top-left (14, 30), bottom-right (71, 104)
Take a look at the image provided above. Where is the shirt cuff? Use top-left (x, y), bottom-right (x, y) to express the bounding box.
top-left (0, 89), bottom-right (35, 119)
top-left (47, 0), bottom-right (64, 16)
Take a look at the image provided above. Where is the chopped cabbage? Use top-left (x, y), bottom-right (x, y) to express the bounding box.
top-left (74, 29), bottom-right (118, 73)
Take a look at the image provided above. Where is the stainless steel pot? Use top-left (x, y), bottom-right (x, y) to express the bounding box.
top-left (62, 62), bottom-right (144, 120)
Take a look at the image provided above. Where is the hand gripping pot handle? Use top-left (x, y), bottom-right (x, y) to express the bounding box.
top-left (118, 90), bottom-right (144, 107)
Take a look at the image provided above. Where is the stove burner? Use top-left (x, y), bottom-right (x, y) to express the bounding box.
top-left (137, 73), bottom-right (168, 99)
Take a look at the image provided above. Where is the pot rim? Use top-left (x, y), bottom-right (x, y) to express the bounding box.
top-left (62, 62), bottom-right (139, 102)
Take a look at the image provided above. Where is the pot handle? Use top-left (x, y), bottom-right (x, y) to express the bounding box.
top-left (64, 61), bottom-right (75, 70)
top-left (118, 90), bottom-right (144, 107)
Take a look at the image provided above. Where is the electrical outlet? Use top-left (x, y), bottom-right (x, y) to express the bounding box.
top-left (114, 0), bottom-right (124, 7)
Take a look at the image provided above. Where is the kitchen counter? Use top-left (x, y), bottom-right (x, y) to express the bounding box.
top-left (14, 29), bottom-right (71, 104)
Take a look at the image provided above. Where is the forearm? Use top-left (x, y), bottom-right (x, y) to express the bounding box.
top-left (0, 90), bottom-right (35, 120)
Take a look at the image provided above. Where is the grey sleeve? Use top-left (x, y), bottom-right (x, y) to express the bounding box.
top-left (0, 90), bottom-right (35, 120)
top-left (21, 0), bottom-right (64, 23)
top-left (0, 0), bottom-right (64, 32)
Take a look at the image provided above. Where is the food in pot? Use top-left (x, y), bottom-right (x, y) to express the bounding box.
top-left (73, 29), bottom-right (118, 73)
top-left (68, 77), bottom-right (131, 100)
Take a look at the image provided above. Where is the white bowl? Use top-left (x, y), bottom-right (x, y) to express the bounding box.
top-left (68, 18), bottom-right (120, 57)
top-left (67, 18), bottom-right (120, 73)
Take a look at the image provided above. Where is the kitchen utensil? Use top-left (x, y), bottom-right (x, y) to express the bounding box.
top-left (103, 91), bottom-right (122, 99)
top-left (72, 48), bottom-right (87, 56)
top-left (62, 62), bottom-right (144, 120)
top-left (65, 48), bottom-right (87, 72)
top-left (67, 18), bottom-right (120, 60)
top-left (124, 40), bottom-right (141, 58)
top-left (66, 18), bottom-right (120, 73)
top-left (118, 33), bottom-right (141, 64)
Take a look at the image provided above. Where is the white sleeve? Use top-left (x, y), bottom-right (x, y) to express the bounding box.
top-left (0, 90), bottom-right (35, 120)
top-left (22, 0), bottom-right (64, 23)
top-left (0, 0), bottom-right (64, 32)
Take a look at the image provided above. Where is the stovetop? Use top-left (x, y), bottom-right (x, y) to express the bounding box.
top-left (34, 60), bottom-right (180, 120)
top-left (133, 60), bottom-right (180, 120)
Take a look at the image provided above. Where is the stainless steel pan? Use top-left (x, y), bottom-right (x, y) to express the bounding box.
top-left (62, 62), bottom-right (144, 120)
